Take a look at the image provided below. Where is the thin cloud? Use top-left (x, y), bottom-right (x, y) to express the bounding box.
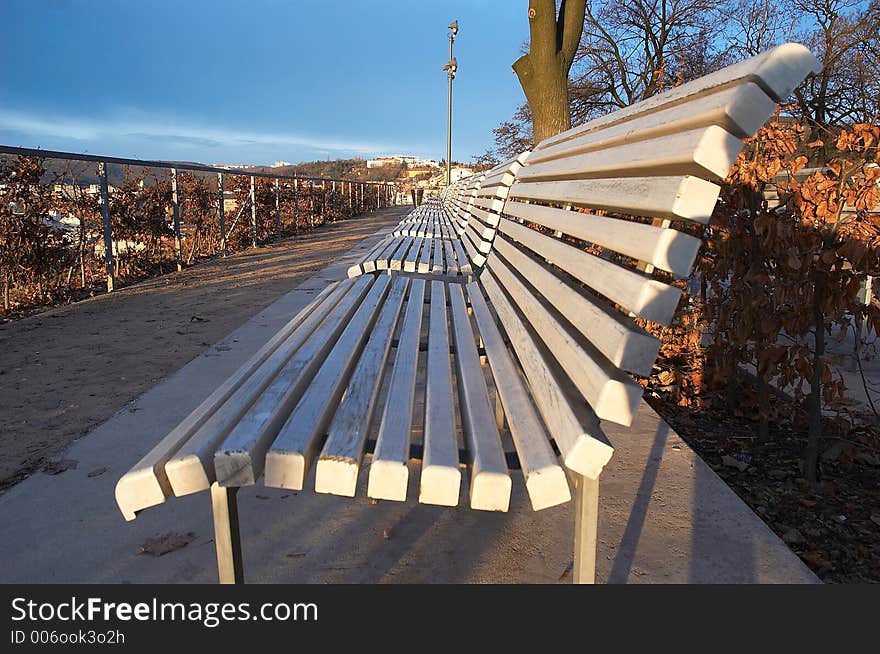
top-left (0, 109), bottom-right (426, 158)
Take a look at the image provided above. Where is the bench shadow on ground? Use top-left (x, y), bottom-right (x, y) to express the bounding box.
top-left (236, 461), bottom-right (521, 584)
top-left (604, 415), bottom-right (760, 583)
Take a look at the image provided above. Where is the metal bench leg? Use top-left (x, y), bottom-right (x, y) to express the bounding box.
top-left (573, 474), bottom-right (600, 584)
top-left (210, 482), bottom-right (244, 584)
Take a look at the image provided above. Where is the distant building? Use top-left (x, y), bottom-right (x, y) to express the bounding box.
top-left (367, 155), bottom-right (441, 169)
top-left (272, 161), bottom-right (292, 168)
top-left (404, 165), bottom-right (439, 179)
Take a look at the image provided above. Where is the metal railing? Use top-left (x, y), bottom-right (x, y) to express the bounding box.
top-left (0, 144), bottom-right (397, 294)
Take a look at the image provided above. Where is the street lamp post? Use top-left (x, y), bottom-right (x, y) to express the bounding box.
top-left (443, 20), bottom-right (458, 187)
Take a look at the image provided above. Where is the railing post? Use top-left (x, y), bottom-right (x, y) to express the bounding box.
top-left (293, 176), bottom-right (299, 235)
top-left (322, 182), bottom-right (327, 224)
top-left (332, 180), bottom-right (336, 222)
top-left (97, 161), bottom-right (115, 292)
top-left (249, 175), bottom-right (257, 248)
top-left (348, 180), bottom-right (352, 214)
top-left (171, 167), bottom-right (183, 272)
top-left (274, 178), bottom-right (281, 238)
top-left (217, 172), bottom-right (227, 257)
top-left (309, 181), bottom-right (315, 231)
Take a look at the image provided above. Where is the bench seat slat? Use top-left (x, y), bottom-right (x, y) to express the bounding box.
top-left (479, 269), bottom-right (613, 479)
top-left (487, 252), bottom-right (643, 426)
top-left (263, 276), bottom-right (392, 490)
top-left (349, 236), bottom-right (392, 277)
top-left (508, 176), bottom-right (721, 224)
top-left (419, 281), bottom-right (461, 506)
top-left (367, 279), bottom-right (426, 501)
top-left (442, 238), bottom-right (460, 275)
top-left (315, 276), bottom-right (410, 497)
top-left (466, 282), bottom-right (571, 511)
top-left (493, 234), bottom-right (660, 376)
top-left (375, 238), bottom-right (400, 270)
top-left (498, 218), bottom-right (681, 325)
top-left (502, 199), bottom-right (701, 278)
top-left (448, 284), bottom-right (511, 511)
top-left (451, 238), bottom-right (472, 275)
top-left (389, 237), bottom-right (414, 271)
top-left (403, 237), bottom-right (422, 273)
top-left (208, 277), bottom-right (378, 490)
top-left (431, 234), bottom-right (445, 274)
top-left (417, 237), bottom-right (433, 273)
top-left (164, 276), bottom-right (369, 496)
top-left (114, 282), bottom-right (341, 521)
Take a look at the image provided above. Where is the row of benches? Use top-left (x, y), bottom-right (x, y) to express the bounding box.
top-left (115, 42), bottom-right (820, 583)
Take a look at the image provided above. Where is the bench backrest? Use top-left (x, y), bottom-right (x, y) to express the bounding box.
top-left (479, 43), bottom-right (821, 429)
top-left (458, 154), bottom-right (530, 270)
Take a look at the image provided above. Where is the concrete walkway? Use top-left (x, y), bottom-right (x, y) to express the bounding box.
top-left (0, 219), bottom-right (819, 584)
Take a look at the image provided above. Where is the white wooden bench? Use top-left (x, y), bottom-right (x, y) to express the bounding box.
top-left (115, 43), bottom-right (819, 584)
top-left (346, 156), bottom-right (525, 279)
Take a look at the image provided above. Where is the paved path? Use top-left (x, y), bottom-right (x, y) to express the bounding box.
top-left (0, 210), bottom-right (819, 583)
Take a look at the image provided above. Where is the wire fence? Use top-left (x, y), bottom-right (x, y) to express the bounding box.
top-left (0, 145), bottom-right (397, 316)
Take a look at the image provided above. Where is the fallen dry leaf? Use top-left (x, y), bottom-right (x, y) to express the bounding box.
top-left (137, 531), bottom-right (196, 557)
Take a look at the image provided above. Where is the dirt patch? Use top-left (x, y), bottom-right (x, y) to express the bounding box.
top-left (0, 208), bottom-right (406, 492)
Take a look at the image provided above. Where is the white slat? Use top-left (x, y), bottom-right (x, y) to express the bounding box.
top-left (498, 218), bottom-right (681, 325)
top-left (519, 126), bottom-right (745, 182)
top-left (447, 284), bottom-right (511, 511)
top-left (404, 237), bottom-right (422, 273)
top-left (451, 238), bottom-right (472, 275)
top-left (417, 237), bottom-right (433, 273)
top-left (209, 277), bottom-right (379, 489)
top-left (114, 282), bottom-right (340, 521)
top-left (462, 232), bottom-right (486, 268)
top-left (487, 253), bottom-right (643, 426)
top-left (466, 282), bottom-right (571, 510)
top-left (480, 269), bottom-right (614, 478)
top-left (442, 238), bottom-right (460, 275)
top-left (315, 276), bottom-right (409, 497)
top-left (502, 200), bottom-right (701, 277)
top-left (537, 43), bottom-right (821, 152)
top-left (263, 276), bottom-right (392, 490)
top-left (508, 176), bottom-right (721, 224)
top-left (528, 83), bottom-right (775, 166)
top-left (492, 234), bottom-right (660, 375)
top-left (389, 237), bottom-right (414, 271)
top-left (473, 196), bottom-right (504, 213)
top-left (431, 235), bottom-right (444, 274)
top-left (367, 278), bottom-right (426, 501)
top-left (470, 205), bottom-right (500, 228)
top-left (164, 277), bottom-right (368, 497)
top-left (419, 281), bottom-right (461, 506)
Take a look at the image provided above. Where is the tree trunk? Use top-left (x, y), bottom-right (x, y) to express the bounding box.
top-left (513, 0), bottom-right (586, 145)
top-left (515, 56), bottom-right (571, 143)
top-left (804, 270), bottom-right (826, 482)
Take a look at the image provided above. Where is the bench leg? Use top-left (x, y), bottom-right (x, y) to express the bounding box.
top-left (572, 474), bottom-right (600, 584)
top-left (210, 482), bottom-right (244, 584)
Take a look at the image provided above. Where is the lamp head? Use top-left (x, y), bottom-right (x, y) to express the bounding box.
top-left (448, 20), bottom-right (458, 37)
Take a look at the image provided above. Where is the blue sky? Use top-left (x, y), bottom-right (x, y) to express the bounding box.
top-left (0, 0), bottom-right (530, 166)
